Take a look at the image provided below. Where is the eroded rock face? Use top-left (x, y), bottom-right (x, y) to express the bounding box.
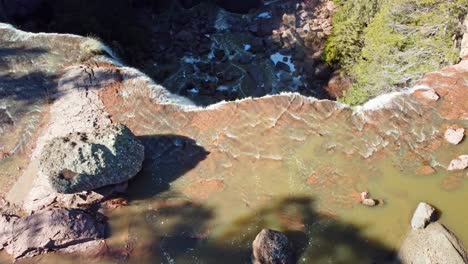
top-left (39, 124), bottom-right (144, 193)
top-left (252, 229), bottom-right (294, 264)
top-left (411, 202), bottom-right (436, 230)
top-left (1, 208), bottom-right (105, 259)
top-left (399, 222), bottom-right (468, 264)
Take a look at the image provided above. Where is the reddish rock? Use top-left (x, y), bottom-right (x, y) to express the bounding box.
top-left (326, 73), bottom-right (352, 99)
top-left (183, 179), bottom-right (225, 200)
top-left (418, 60), bottom-right (468, 120)
top-left (411, 88), bottom-right (440, 102)
top-left (416, 166), bottom-right (436, 176)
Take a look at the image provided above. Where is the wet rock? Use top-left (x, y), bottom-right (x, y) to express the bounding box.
top-left (252, 229), bottom-right (294, 264)
top-left (448, 155), bottom-right (468, 171)
top-left (360, 191), bottom-right (379, 207)
top-left (362, 199), bottom-right (377, 207)
top-left (444, 127), bottom-right (465, 145)
top-left (1, 208), bottom-right (105, 259)
top-left (411, 202), bottom-right (436, 230)
top-left (399, 222), bottom-right (468, 264)
top-left (39, 124), bottom-right (144, 193)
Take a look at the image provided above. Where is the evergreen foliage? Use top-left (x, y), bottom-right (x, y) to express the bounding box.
top-left (325, 0), bottom-right (467, 105)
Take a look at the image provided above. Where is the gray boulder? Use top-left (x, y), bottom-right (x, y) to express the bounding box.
top-left (39, 124), bottom-right (144, 193)
top-left (252, 229), bottom-right (294, 264)
top-left (411, 202), bottom-right (436, 229)
top-left (399, 222), bottom-right (468, 264)
top-left (1, 208), bottom-right (105, 259)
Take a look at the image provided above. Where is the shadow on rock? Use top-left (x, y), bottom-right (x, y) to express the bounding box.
top-left (127, 135), bottom-right (209, 200)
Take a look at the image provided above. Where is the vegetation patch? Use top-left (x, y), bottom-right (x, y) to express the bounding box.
top-left (325, 0), bottom-right (467, 105)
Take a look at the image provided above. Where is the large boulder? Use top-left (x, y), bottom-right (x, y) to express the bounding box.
top-left (411, 202), bottom-right (436, 230)
top-left (399, 222), bottom-right (468, 264)
top-left (252, 229), bottom-right (294, 264)
top-left (1, 208), bottom-right (105, 259)
top-left (39, 124), bottom-right (144, 193)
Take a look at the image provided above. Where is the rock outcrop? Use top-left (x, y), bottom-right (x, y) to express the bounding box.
top-left (411, 202), bottom-right (436, 230)
top-left (0, 208), bottom-right (105, 259)
top-left (252, 229), bottom-right (294, 264)
top-left (399, 222), bottom-right (468, 264)
top-left (39, 124), bottom-right (144, 193)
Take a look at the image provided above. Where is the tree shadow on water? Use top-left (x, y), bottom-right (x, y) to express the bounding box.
top-left (187, 196), bottom-right (401, 264)
top-left (127, 135), bottom-right (210, 200)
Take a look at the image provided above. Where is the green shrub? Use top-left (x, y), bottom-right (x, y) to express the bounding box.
top-left (338, 85), bottom-right (369, 106)
top-left (326, 0), bottom-right (467, 105)
top-left (324, 0), bottom-right (382, 66)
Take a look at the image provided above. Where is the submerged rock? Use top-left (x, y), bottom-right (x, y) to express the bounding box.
top-left (444, 127), bottom-right (465, 145)
top-left (252, 229), bottom-right (294, 264)
top-left (362, 199), bottom-right (377, 207)
top-left (411, 202), bottom-right (435, 230)
top-left (448, 155), bottom-right (468, 171)
top-left (399, 222), bottom-right (468, 264)
top-left (360, 191), bottom-right (379, 207)
top-left (1, 208), bottom-right (105, 259)
top-left (39, 124), bottom-right (144, 193)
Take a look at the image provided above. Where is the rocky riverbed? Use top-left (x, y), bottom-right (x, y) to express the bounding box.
top-left (0, 2), bottom-right (467, 263)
